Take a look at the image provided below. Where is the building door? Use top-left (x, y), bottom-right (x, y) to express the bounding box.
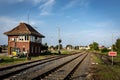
top-left (8, 47), bottom-right (12, 55)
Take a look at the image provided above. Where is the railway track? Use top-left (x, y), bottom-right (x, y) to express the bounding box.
top-left (0, 52), bottom-right (91, 80)
top-left (3, 52), bottom-right (87, 80)
top-left (0, 55), bottom-right (68, 80)
top-left (71, 53), bottom-right (91, 80)
top-left (41, 53), bottom-right (88, 80)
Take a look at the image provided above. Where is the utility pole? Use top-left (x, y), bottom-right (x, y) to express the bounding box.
top-left (58, 27), bottom-right (62, 54)
top-left (112, 33), bottom-right (114, 65)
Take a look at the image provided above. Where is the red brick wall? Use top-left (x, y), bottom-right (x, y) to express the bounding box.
top-left (8, 36), bottom-right (42, 56)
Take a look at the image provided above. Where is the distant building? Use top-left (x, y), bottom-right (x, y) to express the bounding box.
top-left (99, 46), bottom-right (105, 50)
top-left (79, 46), bottom-right (90, 50)
top-left (66, 45), bottom-right (73, 50)
top-left (4, 22), bottom-right (45, 56)
top-left (49, 46), bottom-right (55, 51)
top-left (108, 46), bottom-right (112, 50)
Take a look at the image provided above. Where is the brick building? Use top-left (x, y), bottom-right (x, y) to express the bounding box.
top-left (4, 22), bottom-right (45, 56)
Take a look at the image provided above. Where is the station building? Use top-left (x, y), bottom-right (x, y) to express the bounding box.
top-left (4, 22), bottom-right (45, 56)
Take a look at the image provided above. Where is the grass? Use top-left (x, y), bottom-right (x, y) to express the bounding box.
top-left (0, 55), bottom-right (49, 67)
top-left (0, 49), bottom-right (75, 67)
top-left (90, 52), bottom-right (120, 80)
top-left (94, 64), bottom-right (120, 80)
top-left (0, 56), bottom-right (26, 67)
top-left (50, 49), bottom-right (78, 55)
top-left (92, 50), bottom-right (120, 63)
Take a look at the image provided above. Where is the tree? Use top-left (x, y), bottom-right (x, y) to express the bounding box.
top-left (74, 46), bottom-right (79, 50)
top-left (116, 39), bottom-right (120, 49)
top-left (112, 44), bottom-right (117, 51)
top-left (101, 47), bottom-right (109, 53)
top-left (89, 42), bottom-right (99, 51)
top-left (115, 38), bottom-right (120, 52)
top-left (66, 45), bottom-right (73, 50)
top-left (41, 43), bottom-right (48, 51)
top-left (55, 44), bottom-right (63, 50)
top-left (0, 47), bottom-right (2, 53)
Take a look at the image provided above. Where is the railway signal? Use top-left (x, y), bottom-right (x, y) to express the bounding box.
top-left (57, 27), bottom-right (62, 54)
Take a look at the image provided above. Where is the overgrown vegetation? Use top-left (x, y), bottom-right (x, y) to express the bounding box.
top-left (101, 48), bottom-right (110, 53)
top-left (0, 55), bottom-right (48, 67)
top-left (89, 42), bottom-right (99, 51)
top-left (112, 38), bottom-right (120, 53)
top-left (90, 53), bottom-right (120, 80)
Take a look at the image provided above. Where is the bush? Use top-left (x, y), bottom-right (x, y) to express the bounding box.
top-left (0, 47), bottom-right (2, 53)
top-left (101, 48), bottom-right (109, 53)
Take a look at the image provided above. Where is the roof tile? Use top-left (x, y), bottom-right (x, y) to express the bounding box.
top-left (4, 23), bottom-right (45, 38)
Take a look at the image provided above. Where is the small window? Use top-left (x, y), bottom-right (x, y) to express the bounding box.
top-left (19, 36), bottom-right (23, 41)
top-left (10, 38), bottom-right (15, 41)
top-left (35, 36), bottom-right (37, 40)
top-left (25, 36), bottom-right (29, 41)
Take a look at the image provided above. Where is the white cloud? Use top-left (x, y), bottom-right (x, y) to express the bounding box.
top-left (63, 0), bottom-right (79, 10)
top-left (0, 16), bottom-right (19, 45)
top-left (63, 0), bottom-right (89, 10)
top-left (88, 20), bottom-right (115, 28)
top-left (32, 0), bottom-right (42, 5)
top-left (0, 16), bottom-right (19, 29)
top-left (30, 20), bottom-right (45, 27)
top-left (0, 16), bottom-right (19, 34)
top-left (40, 11), bottom-right (51, 16)
top-left (71, 19), bottom-right (79, 23)
top-left (39, 0), bottom-right (55, 16)
top-left (0, 0), bottom-right (42, 5)
top-left (0, 0), bottom-right (25, 4)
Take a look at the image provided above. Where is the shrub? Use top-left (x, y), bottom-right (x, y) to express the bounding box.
top-left (101, 48), bottom-right (109, 53)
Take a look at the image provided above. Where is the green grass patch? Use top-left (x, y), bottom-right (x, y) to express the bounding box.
top-left (0, 49), bottom-right (75, 67)
top-left (93, 51), bottom-right (120, 63)
top-left (50, 49), bottom-right (76, 55)
top-left (0, 55), bottom-right (49, 67)
top-left (91, 53), bottom-right (120, 80)
top-left (94, 64), bottom-right (120, 80)
top-left (92, 54), bottom-right (102, 64)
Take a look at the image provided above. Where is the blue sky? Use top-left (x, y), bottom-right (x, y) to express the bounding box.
top-left (0, 0), bottom-right (120, 47)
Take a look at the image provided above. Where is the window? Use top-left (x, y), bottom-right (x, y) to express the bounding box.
top-left (25, 36), bottom-right (29, 41)
top-left (30, 36), bottom-right (35, 42)
top-left (10, 38), bottom-right (15, 41)
top-left (19, 36), bottom-right (24, 41)
top-left (35, 36), bottom-right (37, 40)
top-left (39, 38), bottom-right (42, 43)
top-left (35, 37), bottom-right (42, 43)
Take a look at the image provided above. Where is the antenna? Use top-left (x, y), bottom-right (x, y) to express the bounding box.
top-left (28, 12), bottom-right (29, 24)
top-left (27, 9), bottom-right (30, 24)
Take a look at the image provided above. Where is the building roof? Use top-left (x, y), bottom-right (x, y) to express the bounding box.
top-left (4, 22), bottom-right (45, 38)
